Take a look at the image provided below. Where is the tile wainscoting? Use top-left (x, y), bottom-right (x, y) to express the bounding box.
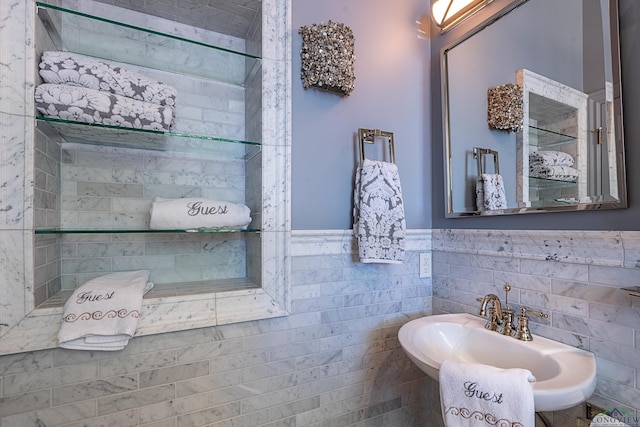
top-left (433, 228), bottom-right (640, 425)
top-left (1, 228), bottom-right (639, 426)
top-left (0, 230), bottom-right (439, 426)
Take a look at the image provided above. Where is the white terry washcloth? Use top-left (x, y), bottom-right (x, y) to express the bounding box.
top-left (58, 270), bottom-right (153, 351)
top-left (476, 173), bottom-right (508, 211)
top-left (439, 359), bottom-right (536, 427)
top-left (353, 159), bottom-right (406, 264)
top-left (149, 197), bottom-right (252, 230)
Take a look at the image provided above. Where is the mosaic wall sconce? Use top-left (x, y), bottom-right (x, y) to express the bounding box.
top-left (299, 21), bottom-right (355, 96)
top-left (487, 83), bottom-right (523, 132)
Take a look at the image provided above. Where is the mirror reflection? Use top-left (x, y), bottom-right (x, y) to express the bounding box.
top-left (443, 0), bottom-right (626, 216)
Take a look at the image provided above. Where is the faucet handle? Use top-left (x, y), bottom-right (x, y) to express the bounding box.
top-left (503, 283), bottom-right (511, 309)
top-left (515, 307), bottom-right (548, 341)
top-left (520, 306), bottom-right (548, 319)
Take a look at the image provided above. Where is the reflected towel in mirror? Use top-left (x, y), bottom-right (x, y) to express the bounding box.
top-left (529, 150), bottom-right (574, 166)
top-left (476, 174), bottom-right (508, 211)
top-left (529, 164), bottom-right (579, 182)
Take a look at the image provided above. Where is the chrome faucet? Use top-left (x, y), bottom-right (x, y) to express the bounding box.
top-left (477, 283), bottom-right (549, 341)
top-left (477, 293), bottom-right (503, 331)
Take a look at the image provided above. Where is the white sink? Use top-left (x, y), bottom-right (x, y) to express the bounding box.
top-left (398, 313), bottom-right (596, 412)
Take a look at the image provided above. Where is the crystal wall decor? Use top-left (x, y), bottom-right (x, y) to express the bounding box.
top-left (299, 21), bottom-right (355, 96)
top-left (487, 83), bottom-right (523, 132)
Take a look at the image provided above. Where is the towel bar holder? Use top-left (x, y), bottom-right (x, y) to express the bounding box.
top-left (358, 128), bottom-right (395, 164)
top-left (473, 147), bottom-right (500, 175)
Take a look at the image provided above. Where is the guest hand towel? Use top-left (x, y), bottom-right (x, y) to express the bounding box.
top-left (439, 359), bottom-right (536, 427)
top-left (149, 197), bottom-right (252, 230)
top-left (353, 159), bottom-right (406, 264)
top-left (58, 270), bottom-right (154, 351)
top-left (476, 173), bottom-right (508, 211)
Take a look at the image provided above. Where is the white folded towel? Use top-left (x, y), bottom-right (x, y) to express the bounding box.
top-left (58, 270), bottom-right (154, 351)
top-left (476, 173), bottom-right (508, 211)
top-left (353, 159), bottom-right (406, 264)
top-left (149, 197), bottom-right (252, 230)
top-left (590, 413), bottom-right (632, 426)
top-left (439, 359), bottom-right (536, 427)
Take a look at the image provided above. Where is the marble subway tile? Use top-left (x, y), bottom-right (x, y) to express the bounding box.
top-left (63, 409), bottom-right (139, 427)
top-left (3, 361), bottom-right (98, 395)
top-left (138, 393), bottom-right (211, 424)
top-left (175, 401), bottom-right (241, 426)
top-left (0, 389), bottom-right (50, 418)
top-left (0, 400), bottom-right (96, 426)
top-left (551, 278), bottom-right (631, 306)
top-left (588, 302), bottom-right (640, 329)
top-left (97, 383), bottom-right (175, 415)
top-left (52, 375), bottom-right (138, 406)
top-left (139, 361), bottom-right (209, 388)
top-left (520, 290), bottom-right (588, 317)
top-left (99, 349), bottom-right (177, 377)
top-left (175, 370), bottom-right (243, 398)
top-left (271, 395), bottom-right (321, 422)
top-left (552, 312), bottom-right (633, 346)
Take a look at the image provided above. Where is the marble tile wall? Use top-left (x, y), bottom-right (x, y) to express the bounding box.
top-left (432, 229), bottom-right (640, 425)
top-left (0, 230), bottom-right (438, 426)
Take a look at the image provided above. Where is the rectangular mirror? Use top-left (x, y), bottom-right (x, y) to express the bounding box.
top-left (443, 0), bottom-right (626, 217)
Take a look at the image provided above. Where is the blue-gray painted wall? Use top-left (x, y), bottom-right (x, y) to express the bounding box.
top-left (292, 0), bottom-right (638, 231)
top-left (292, 0), bottom-right (431, 230)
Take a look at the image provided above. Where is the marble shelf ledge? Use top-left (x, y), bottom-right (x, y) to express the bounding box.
top-left (0, 286), bottom-right (286, 356)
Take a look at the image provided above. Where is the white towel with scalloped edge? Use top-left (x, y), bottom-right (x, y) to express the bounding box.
top-left (439, 359), bottom-right (536, 427)
top-left (58, 270), bottom-right (153, 351)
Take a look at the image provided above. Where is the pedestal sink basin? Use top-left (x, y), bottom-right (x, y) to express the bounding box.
top-left (398, 313), bottom-right (596, 412)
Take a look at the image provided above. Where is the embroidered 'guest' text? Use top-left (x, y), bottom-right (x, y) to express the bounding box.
top-left (463, 381), bottom-right (504, 404)
top-left (187, 202), bottom-right (229, 216)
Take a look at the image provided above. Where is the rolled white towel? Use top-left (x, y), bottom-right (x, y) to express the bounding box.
top-left (149, 197), bottom-right (252, 230)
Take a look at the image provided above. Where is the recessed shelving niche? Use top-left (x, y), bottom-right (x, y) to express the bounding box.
top-left (0, 0), bottom-right (290, 354)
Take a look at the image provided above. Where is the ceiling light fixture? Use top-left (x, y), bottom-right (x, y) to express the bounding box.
top-left (431, 0), bottom-right (493, 32)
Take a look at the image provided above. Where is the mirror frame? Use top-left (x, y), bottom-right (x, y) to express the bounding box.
top-left (442, 0), bottom-right (627, 217)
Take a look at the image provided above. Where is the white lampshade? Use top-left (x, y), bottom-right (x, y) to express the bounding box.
top-left (431, 0), bottom-right (492, 31)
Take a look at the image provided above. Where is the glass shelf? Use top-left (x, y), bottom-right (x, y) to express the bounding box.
top-left (36, 3), bottom-right (261, 86)
top-left (37, 278), bottom-right (260, 309)
top-left (529, 126), bottom-right (576, 147)
top-left (35, 227), bottom-right (261, 235)
top-left (37, 117), bottom-right (260, 159)
top-left (529, 176), bottom-right (577, 188)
